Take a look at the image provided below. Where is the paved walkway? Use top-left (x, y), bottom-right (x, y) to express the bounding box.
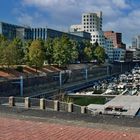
top-left (0, 117), bottom-right (140, 140)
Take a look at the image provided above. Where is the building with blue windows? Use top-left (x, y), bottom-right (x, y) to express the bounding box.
top-left (0, 22), bottom-right (90, 42)
top-left (0, 22), bottom-right (23, 40)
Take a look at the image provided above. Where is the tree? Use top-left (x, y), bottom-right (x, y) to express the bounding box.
top-left (12, 38), bottom-right (24, 64)
top-left (2, 43), bottom-right (18, 68)
top-left (84, 47), bottom-right (93, 61)
top-left (44, 38), bottom-right (54, 64)
top-left (0, 34), bottom-right (7, 44)
top-left (0, 40), bottom-right (9, 67)
top-left (83, 40), bottom-right (96, 62)
top-left (24, 40), bottom-right (32, 64)
top-left (53, 35), bottom-right (78, 67)
top-left (28, 40), bottom-right (45, 72)
top-left (94, 46), bottom-right (106, 63)
top-left (70, 40), bottom-right (79, 63)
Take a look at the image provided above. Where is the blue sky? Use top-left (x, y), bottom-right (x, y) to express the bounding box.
top-left (0, 0), bottom-right (140, 46)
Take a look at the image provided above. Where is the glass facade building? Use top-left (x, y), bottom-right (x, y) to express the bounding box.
top-left (0, 22), bottom-right (90, 42)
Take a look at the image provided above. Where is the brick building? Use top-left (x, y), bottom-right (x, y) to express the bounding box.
top-left (104, 31), bottom-right (126, 49)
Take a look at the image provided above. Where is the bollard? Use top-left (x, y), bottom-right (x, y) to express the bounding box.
top-left (68, 103), bottom-right (73, 112)
top-left (40, 98), bottom-right (46, 110)
top-left (54, 100), bottom-right (59, 111)
top-left (81, 106), bottom-right (86, 114)
top-left (25, 97), bottom-right (30, 108)
top-left (9, 96), bottom-right (15, 107)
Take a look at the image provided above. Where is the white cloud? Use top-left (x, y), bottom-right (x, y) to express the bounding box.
top-left (17, 0), bottom-right (140, 45)
top-left (112, 0), bottom-right (130, 9)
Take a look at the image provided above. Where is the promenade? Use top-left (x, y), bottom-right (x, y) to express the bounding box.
top-left (0, 110), bottom-right (139, 140)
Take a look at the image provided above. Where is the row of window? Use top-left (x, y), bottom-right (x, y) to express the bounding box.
top-left (91, 35), bottom-right (104, 38)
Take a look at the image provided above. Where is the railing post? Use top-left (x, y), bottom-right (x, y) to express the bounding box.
top-left (25, 97), bottom-right (30, 108)
top-left (107, 66), bottom-right (109, 76)
top-left (81, 106), bottom-right (86, 114)
top-left (54, 100), bottom-right (59, 111)
top-left (68, 103), bottom-right (73, 112)
top-left (85, 68), bottom-right (88, 80)
top-left (9, 96), bottom-right (15, 107)
top-left (20, 76), bottom-right (23, 96)
top-left (40, 98), bottom-right (46, 110)
top-left (59, 71), bottom-right (62, 88)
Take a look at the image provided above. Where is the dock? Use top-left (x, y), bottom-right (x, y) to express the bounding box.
top-left (88, 95), bottom-right (140, 117)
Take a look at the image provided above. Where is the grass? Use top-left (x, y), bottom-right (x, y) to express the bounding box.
top-left (65, 96), bottom-right (106, 106)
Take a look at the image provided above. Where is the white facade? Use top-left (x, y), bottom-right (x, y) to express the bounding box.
top-left (70, 12), bottom-right (104, 45)
top-left (132, 35), bottom-right (140, 49)
top-left (70, 12), bottom-right (126, 62)
top-left (82, 12), bottom-right (102, 32)
top-left (90, 31), bottom-right (105, 46)
top-left (132, 35), bottom-right (140, 60)
top-left (113, 48), bottom-right (126, 61)
top-left (70, 24), bottom-right (83, 32)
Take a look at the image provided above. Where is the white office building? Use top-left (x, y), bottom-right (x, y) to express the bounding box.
top-left (70, 12), bottom-right (104, 45)
top-left (132, 35), bottom-right (140, 60)
top-left (132, 35), bottom-right (140, 49)
top-left (70, 12), bottom-right (127, 62)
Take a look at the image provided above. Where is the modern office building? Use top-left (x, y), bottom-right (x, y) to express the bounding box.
top-left (131, 35), bottom-right (140, 60)
top-left (132, 35), bottom-right (140, 49)
top-left (104, 38), bottom-right (114, 62)
top-left (70, 12), bottom-right (104, 45)
top-left (70, 12), bottom-right (128, 62)
top-left (125, 50), bottom-right (133, 62)
top-left (113, 48), bottom-right (126, 61)
top-left (0, 22), bottom-right (90, 42)
top-left (47, 28), bottom-right (90, 42)
top-left (104, 31), bottom-right (126, 49)
top-left (0, 22), bottom-right (23, 40)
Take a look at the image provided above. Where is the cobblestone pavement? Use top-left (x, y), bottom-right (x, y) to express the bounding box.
top-left (0, 117), bottom-right (140, 140)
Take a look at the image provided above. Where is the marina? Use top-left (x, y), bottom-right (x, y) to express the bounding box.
top-left (69, 66), bottom-right (140, 117)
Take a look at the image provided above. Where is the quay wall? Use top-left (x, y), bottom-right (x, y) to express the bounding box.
top-left (0, 62), bottom-right (138, 97)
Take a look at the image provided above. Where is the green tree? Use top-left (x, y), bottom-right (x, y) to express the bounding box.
top-left (0, 34), bottom-right (7, 44)
top-left (29, 40), bottom-right (45, 72)
top-left (83, 40), bottom-right (96, 62)
top-left (84, 47), bottom-right (92, 61)
top-left (53, 35), bottom-right (78, 67)
top-left (94, 46), bottom-right (106, 63)
top-left (24, 40), bottom-right (32, 64)
top-left (44, 38), bottom-right (54, 64)
top-left (12, 38), bottom-right (24, 64)
top-left (70, 40), bottom-right (79, 63)
top-left (2, 43), bottom-right (18, 68)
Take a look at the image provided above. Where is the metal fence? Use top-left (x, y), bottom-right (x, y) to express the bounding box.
top-left (0, 62), bottom-right (137, 97)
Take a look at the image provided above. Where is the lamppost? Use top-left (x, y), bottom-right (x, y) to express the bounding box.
top-left (12, 76), bottom-right (23, 96)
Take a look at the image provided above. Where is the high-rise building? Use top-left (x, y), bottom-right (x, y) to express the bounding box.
top-left (132, 35), bottom-right (140, 49)
top-left (104, 38), bottom-right (114, 62)
top-left (104, 31), bottom-right (126, 49)
top-left (70, 12), bottom-right (105, 45)
top-left (82, 12), bottom-right (102, 32)
top-left (132, 35), bottom-right (140, 60)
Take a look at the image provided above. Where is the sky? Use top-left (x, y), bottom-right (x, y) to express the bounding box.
top-left (0, 0), bottom-right (140, 46)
